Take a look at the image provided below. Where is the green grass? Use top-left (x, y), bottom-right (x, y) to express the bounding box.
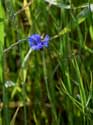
top-left (1, 0), bottom-right (93, 124)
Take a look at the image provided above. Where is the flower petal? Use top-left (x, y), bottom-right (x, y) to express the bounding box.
top-left (31, 43), bottom-right (43, 50)
top-left (28, 34), bottom-right (41, 47)
top-left (42, 41), bottom-right (48, 47)
top-left (43, 35), bottom-right (50, 43)
top-left (30, 34), bottom-right (41, 43)
top-left (42, 35), bottom-right (50, 47)
top-left (28, 34), bottom-right (50, 50)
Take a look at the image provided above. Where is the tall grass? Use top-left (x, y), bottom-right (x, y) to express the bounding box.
top-left (1, 0), bottom-right (93, 124)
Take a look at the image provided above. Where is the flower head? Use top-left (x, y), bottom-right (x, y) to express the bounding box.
top-left (28, 34), bottom-right (50, 50)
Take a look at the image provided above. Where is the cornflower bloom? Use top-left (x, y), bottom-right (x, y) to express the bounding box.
top-left (28, 34), bottom-right (50, 50)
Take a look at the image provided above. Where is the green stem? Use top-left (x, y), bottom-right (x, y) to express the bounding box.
top-left (4, 38), bottom-right (27, 53)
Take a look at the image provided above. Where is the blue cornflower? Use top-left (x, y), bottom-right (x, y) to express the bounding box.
top-left (28, 34), bottom-right (50, 50)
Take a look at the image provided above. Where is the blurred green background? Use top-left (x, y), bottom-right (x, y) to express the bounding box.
top-left (0, 0), bottom-right (93, 125)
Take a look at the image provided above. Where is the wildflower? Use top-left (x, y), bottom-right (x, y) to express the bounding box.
top-left (28, 34), bottom-right (50, 50)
